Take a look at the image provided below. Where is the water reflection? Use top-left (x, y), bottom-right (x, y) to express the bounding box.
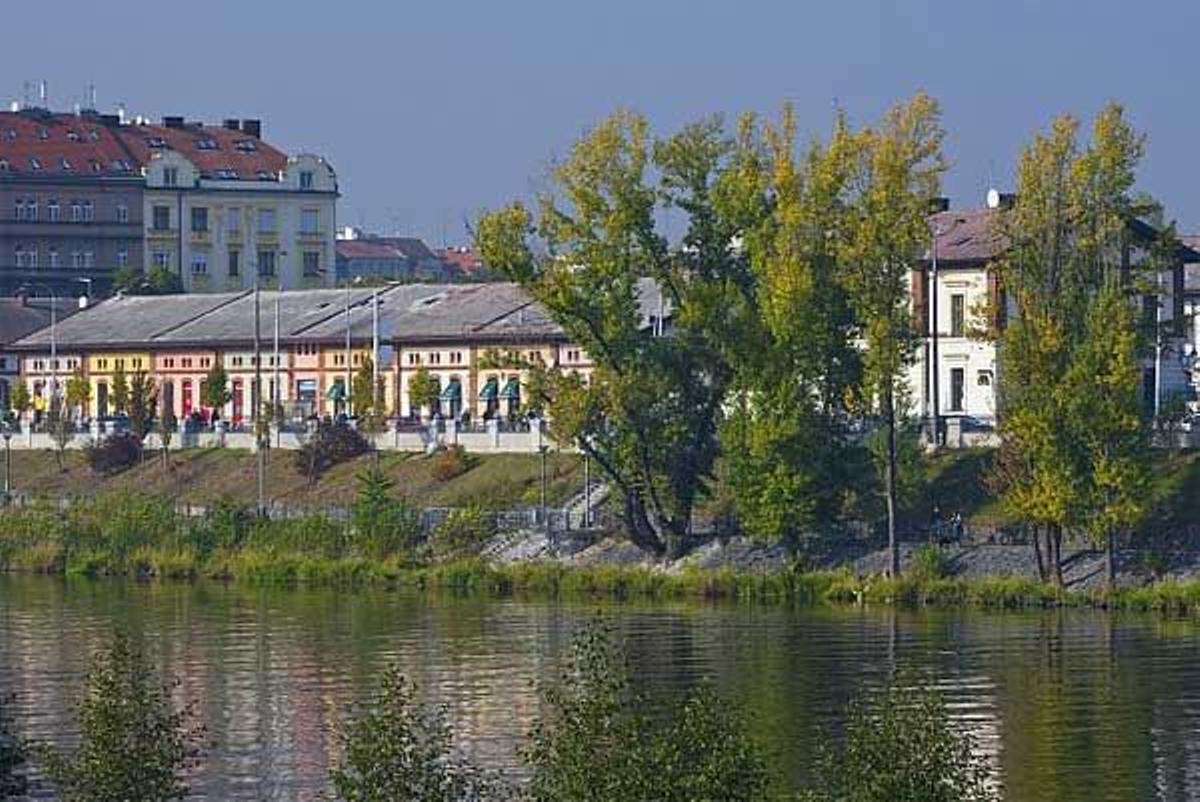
top-left (2, 576), bottom-right (1200, 800)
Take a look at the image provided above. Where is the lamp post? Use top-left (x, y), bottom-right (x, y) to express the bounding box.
top-left (1, 417), bottom-right (14, 503)
top-left (20, 283), bottom-right (58, 408)
top-left (253, 277), bottom-right (265, 516)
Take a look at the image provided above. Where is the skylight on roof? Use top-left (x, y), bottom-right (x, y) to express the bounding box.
top-left (59, 157), bottom-right (72, 170)
top-left (66, 130), bottom-right (80, 142)
top-left (196, 138), bottom-right (218, 150)
top-left (29, 157), bottom-right (41, 170)
top-left (146, 136), bottom-right (167, 148)
top-left (235, 140), bottom-right (257, 152)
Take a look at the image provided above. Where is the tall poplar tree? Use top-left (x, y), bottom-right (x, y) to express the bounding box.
top-left (843, 93), bottom-right (946, 576)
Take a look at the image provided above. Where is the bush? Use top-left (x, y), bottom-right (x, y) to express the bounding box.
top-left (524, 622), bottom-right (772, 802)
top-left (799, 680), bottom-right (997, 802)
top-left (85, 432), bottom-right (143, 475)
top-left (430, 444), bottom-right (471, 482)
top-left (351, 469), bottom-right (422, 559)
top-left (431, 506), bottom-right (496, 559)
top-left (294, 421), bottom-right (370, 484)
top-left (0, 694), bottom-right (27, 800)
top-left (39, 634), bottom-right (203, 802)
top-left (331, 664), bottom-right (509, 801)
top-left (908, 543), bottom-right (953, 582)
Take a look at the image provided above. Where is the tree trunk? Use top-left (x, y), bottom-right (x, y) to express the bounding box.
top-left (1031, 524), bottom-right (1046, 583)
top-left (623, 493), bottom-right (666, 557)
top-left (1106, 529), bottom-right (1116, 592)
top-left (884, 386), bottom-right (899, 578)
top-left (1050, 523), bottom-right (1064, 588)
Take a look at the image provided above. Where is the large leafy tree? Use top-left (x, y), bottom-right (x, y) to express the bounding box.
top-left (716, 109), bottom-right (863, 545)
top-left (993, 104), bottom-right (1151, 585)
top-left (477, 111), bottom-right (749, 557)
top-left (111, 362), bottom-right (129, 415)
top-left (842, 93), bottom-right (946, 576)
top-left (200, 361), bottom-right (231, 416)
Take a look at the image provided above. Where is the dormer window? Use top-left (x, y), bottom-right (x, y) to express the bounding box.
top-left (66, 130), bottom-right (80, 142)
top-left (89, 160), bottom-right (102, 172)
top-left (59, 157), bottom-right (72, 171)
top-left (215, 168), bottom-right (238, 180)
top-left (0, 160), bottom-right (8, 172)
top-left (88, 129), bottom-right (100, 142)
top-left (4, 129), bottom-right (15, 141)
top-left (29, 157), bottom-right (41, 171)
top-left (256, 170), bottom-right (272, 180)
top-left (299, 171), bottom-right (314, 190)
top-left (196, 138), bottom-right (218, 150)
top-left (235, 139), bottom-right (257, 153)
top-left (146, 136), bottom-right (167, 148)
top-left (163, 167), bottom-right (178, 187)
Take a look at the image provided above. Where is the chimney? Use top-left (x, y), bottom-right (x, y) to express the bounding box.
top-left (242, 119), bottom-right (261, 139)
top-left (162, 115), bottom-right (185, 129)
top-left (930, 197), bottom-right (951, 213)
top-left (998, 193), bottom-right (1017, 209)
top-left (223, 118), bottom-right (240, 131)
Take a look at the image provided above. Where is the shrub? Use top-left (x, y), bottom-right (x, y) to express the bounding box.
top-left (431, 506), bottom-right (496, 559)
top-left (351, 469), bottom-right (422, 559)
top-left (38, 634), bottom-right (203, 802)
top-left (430, 444), bottom-right (471, 482)
top-left (294, 421), bottom-right (370, 484)
top-left (331, 664), bottom-right (510, 801)
top-left (799, 680), bottom-right (998, 802)
top-left (908, 543), bottom-right (953, 582)
top-left (523, 621), bottom-right (772, 802)
top-left (0, 693), bottom-right (27, 800)
top-left (85, 432), bottom-right (143, 475)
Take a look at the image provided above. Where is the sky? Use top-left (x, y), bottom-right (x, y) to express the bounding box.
top-left (4, 0), bottom-right (1200, 243)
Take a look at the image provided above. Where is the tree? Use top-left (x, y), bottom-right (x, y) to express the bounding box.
top-left (200, 361), bottom-right (231, 419)
top-left (65, 367), bottom-right (91, 421)
top-left (111, 362), bottom-right (129, 416)
top-left (352, 354), bottom-right (385, 417)
top-left (993, 104), bottom-right (1150, 586)
top-left (351, 468), bottom-right (421, 559)
top-left (128, 371), bottom-right (158, 443)
top-left (407, 368), bottom-right (441, 418)
top-left (331, 664), bottom-right (508, 802)
top-left (799, 681), bottom-right (997, 802)
top-left (0, 694), bottom-right (27, 800)
top-left (1063, 281), bottom-right (1149, 589)
top-left (716, 108), bottom-right (863, 545)
top-left (46, 394), bottom-right (74, 473)
top-left (156, 410), bottom-right (177, 469)
top-left (842, 93), bottom-right (946, 576)
top-left (5, 383), bottom-right (29, 426)
top-left (39, 634), bottom-right (202, 802)
top-left (478, 111), bottom-right (748, 557)
top-left (523, 621), bottom-right (771, 802)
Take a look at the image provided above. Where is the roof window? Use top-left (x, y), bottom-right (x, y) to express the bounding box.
top-left (4, 129), bottom-right (15, 141)
top-left (234, 139), bottom-right (257, 152)
top-left (146, 136), bottom-right (167, 148)
top-left (66, 130), bottom-right (80, 142)
top-left (88, 129), bottom-right (100, 142)
top-left (256, 170), bottom-right (273, 180)
top-left (29, 157), bottom-right (41, 171)
top-left (36, 127), bottom-right (49, 140)
top-left (196, 138), bottom-right (218, 150)
top-left (215, 168), bottom-right (238, 179)
top-left (59, 157), bottom-right (72, 171)
top-left (0, 160), bottom-right (8, 172)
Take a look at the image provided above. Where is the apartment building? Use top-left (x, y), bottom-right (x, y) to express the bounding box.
top-left (0, 108), bottom-right (144, 296)
top-left (124, 117), bottom-right (338, 292)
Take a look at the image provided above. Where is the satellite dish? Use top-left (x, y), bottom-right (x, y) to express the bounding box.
top-left (986, 188), bottom-right (1001, 209)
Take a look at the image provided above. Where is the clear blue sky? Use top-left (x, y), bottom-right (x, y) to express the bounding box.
top-left (5, 0), bottom-right (1199, 242)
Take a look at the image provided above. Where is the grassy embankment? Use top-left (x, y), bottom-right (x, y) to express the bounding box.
top-left (4, 448), bottom-right (1200, 615)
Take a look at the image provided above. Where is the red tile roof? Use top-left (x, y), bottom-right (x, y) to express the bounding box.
top-left (336, 240), bottom-right (407, 260)
top-left (0, 110), bottom-right (138, 177)
top-left (925, 208), bottom-right (1005, 263)
top-left (115, 121), bottom-right (286, 181)
top-left (436, 246), bottom-right (487, 274)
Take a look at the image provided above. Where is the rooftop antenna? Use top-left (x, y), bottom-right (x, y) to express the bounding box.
top-left (88, 83), bottom-right (97, 110)
top-left (39, 80), bottom-right (47, 107)
top-left (21, 80), bottom-right (31, 109)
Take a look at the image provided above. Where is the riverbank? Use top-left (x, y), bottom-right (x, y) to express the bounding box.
top-left (5, 491), bottom-right (1200, 615)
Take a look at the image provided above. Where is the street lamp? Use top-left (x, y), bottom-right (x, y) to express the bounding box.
top-left (1, 415), bottom-right (14, 502)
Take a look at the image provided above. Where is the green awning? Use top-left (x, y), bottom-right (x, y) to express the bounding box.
top-left (498, 378), bottom-right (520, 400)
top-left (439, 380), bottom-right (462, 402)
top-left (479, 377), bottom-right (499, 401)
top-left (326, 382), bottom-right (346, 401)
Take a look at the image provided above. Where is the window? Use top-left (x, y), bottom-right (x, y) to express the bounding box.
top-left (29, 157), bottom-right (41, 171)
top-left (451, 352), bottom-right (463, 364)
top-left (191, 207), bottom-right (208, 233)
top-left (60, 157), bottom-right (72, 171)
top-left (48, 248), bottom-right (59, 268)
top-left (950, 293), bottom-right (965, 337)
top-left (257, 208), bottom-right (276, 233)
top-left (117, 249), bottom-right (128, 267)
top-left (949, 367), bottom-right (965, 412)
top-left (301, 208), bottom-right (319, 234)
top-left (303, 251), bottom-right (320, 277)
top-left (47, 200), bottom-right (59, 222)
top-left (228, 249), bottom-right (240, 277)
top-left (71, 251), bottom-right (83, 268)
top-left (225, 207), bottom-right (240, 232)
top-left (83, 201), bottom-right (94, 222)
top-left (977, 370), bottom-right (992, 387)
top-left (153, 206), bottom-right (170, 231)
top-left (196, 138), bottom-right (217, 151)
top-left (299, 170), bottom-right (314, 190)
top-left (163, 167), bottom-right (178, 187)
top-left (83, 251), bottom-right (94, 268)
top-left (257, 249), bottom-right (275, 277)
top-left (408, 353), bottom-right (420, 365)
top-left (430, 352), bottom-right (441, 365)
top-left (70, 201), bottom-right (83, 223)
top-left (182, 358), bottom-right (193, 368)
top-left (153, 251), bottom-right (170, 268)
top-left (191, 252), bottom-right (208, 275)
top-left (116, 203), bottom-right (129, 223)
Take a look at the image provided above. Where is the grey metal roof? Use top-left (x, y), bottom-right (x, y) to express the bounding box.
top-left (8, 279), bottom-right (669, 351)
top-left (0, 298), bottom-right (79, 347)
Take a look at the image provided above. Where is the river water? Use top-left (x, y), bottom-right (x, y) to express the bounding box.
top-left (1, 575), bottom-right (1198, 800)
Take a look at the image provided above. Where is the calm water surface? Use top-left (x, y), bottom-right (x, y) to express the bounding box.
top-left (1, 575), bottom-right (1199, 800)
